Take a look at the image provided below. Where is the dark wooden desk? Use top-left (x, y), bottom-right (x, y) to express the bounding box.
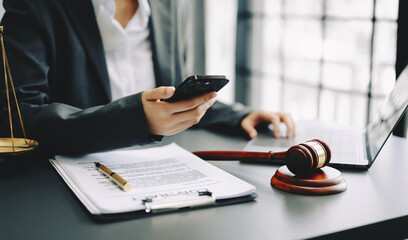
top-left (1, 129), bottom-right (408, 239)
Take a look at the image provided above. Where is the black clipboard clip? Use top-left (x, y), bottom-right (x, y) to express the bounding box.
top-left (142, 190), bottom-right (215, 213)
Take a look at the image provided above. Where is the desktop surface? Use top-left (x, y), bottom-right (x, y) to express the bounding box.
top-left (1, 129), bottom-right (408, 239)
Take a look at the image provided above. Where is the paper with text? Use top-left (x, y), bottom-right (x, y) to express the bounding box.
top-left (50, 143), bottom-right (255, 214)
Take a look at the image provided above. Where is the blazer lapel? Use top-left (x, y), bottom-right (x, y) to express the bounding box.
top-left (59, 0), bottom-right (111, 101)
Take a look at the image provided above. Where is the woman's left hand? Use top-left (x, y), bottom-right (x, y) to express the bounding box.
top-left (241, 111), bottom-right (296, 139)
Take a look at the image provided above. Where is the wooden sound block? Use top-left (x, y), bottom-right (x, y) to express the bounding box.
top-left (271, 166), bottom-right (347, 195)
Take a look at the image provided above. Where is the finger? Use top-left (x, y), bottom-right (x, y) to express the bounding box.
top-left (241, 117), bottom-right (258, 139)
top-left (268, 114), bottom-right (281, 138)
top-left (287, 114), bottom-right (295, 136)
top-left (171, 98), bottom-right (216, 123)
top-left (166, 118), bottom-right (202, 135)
top-left (291, 115), bottom-right (296, 135)
top-left (280, 113), bottom-right (295, 138)
top-left (168, 92), bottom-right (217, 113)
top-left (143, 86), bottom-right (175, 101)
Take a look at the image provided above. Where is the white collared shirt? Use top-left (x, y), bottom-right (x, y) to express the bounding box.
top-left (92, 0), bottom-right (155, 101)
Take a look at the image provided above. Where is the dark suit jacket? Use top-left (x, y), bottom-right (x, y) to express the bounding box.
top-left (0, 0), bottom-right (249, 155)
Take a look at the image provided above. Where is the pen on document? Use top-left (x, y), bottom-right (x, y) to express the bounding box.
top-left (94, 162), bottom-right (133, 192)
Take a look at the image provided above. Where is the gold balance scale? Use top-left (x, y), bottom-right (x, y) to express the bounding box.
top-left (0, 26), bottom-right (39, 157)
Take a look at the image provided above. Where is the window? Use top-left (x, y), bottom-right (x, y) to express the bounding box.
top-left (236, 0), bottom-right (399, 128)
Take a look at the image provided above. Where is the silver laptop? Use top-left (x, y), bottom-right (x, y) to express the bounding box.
top-left (245, 67), bottom-right (408, 170)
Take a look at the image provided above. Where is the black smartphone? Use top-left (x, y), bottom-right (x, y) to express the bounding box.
top-left (164, 75), bottom-right (229, 102)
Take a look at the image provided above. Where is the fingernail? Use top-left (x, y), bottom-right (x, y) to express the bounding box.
top-left (209, 92), bottom-right (217, 98)
top-left (167, 87), bottom-right (175, 94)
top-left (250, 131), bottom-right (257, 139)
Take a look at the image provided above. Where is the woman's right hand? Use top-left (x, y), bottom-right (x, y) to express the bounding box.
top-left (141, 86), bottom-right (217, 136)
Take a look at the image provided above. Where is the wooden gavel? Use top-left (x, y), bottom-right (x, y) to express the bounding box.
top-left (193, 139), bottom-right (331, 176)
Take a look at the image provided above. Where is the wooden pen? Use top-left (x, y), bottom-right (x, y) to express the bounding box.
top-left (94, 162), bottom-right (132, 192)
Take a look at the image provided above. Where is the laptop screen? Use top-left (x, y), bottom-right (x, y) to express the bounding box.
top-left (367, 66), bottom-right (408, 161)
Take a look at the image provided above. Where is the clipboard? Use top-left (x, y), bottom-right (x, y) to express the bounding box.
top-left (93, 191), bottom-right (257, 221)
top-left (50, 143), bottom-right (257, 221)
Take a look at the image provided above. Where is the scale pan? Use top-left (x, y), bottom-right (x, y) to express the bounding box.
top-left (0, 138), bottom-right (39, 156)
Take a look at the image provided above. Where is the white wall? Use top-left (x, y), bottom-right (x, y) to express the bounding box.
top-left (0, 1), bottom-right (4, 20)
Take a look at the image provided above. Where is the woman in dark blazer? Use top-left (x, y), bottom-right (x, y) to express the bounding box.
top-left (0, 0), bottom-right (294, 156)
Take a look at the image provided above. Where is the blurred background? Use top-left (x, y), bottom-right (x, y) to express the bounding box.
top-left (206, 0), bottom-right (402, 132)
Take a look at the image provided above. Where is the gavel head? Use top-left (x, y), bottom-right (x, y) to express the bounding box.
top-left (285, 139), bottom-right (331, 176)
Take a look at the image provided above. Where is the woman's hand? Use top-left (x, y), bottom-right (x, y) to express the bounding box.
top-left (241, 110), bottom-right (295, 139)
top-left (142, 87), bottom-right (217, 136)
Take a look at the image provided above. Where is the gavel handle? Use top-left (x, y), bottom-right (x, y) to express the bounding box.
top-left (192, 151), bottom-right (286, 161)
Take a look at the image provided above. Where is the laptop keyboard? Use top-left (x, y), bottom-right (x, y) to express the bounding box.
top-left (246, 122), bottom-right (369, 165)
top-left (298, 126), bottom-right (367, 164)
